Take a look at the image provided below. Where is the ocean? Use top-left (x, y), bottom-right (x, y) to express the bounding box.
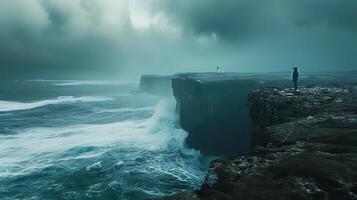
top-left (0, 80), bottom-right (212, 200)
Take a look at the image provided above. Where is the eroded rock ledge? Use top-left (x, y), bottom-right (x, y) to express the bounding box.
top-left (164, 87), bottom-right (357, 200)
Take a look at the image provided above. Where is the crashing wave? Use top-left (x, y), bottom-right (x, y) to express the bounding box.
top-left (0, 96), bottom-right (114, 112)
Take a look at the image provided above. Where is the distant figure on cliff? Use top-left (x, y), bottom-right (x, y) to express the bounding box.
top-left (292, 67), bottom-right (299, 90)
top-left (216, 66), bottom-right (223, 73)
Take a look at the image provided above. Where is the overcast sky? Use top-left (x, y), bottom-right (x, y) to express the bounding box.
top-left (0, 0), bottom-right (356, 80)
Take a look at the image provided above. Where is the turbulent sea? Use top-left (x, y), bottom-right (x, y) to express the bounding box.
top-left (0, 80), bottom-right (212, 200)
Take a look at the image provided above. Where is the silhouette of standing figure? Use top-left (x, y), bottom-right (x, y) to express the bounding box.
top-left (292, 67), bottom-right (299, 90)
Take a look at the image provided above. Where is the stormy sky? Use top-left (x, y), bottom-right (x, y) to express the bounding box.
top-left (0, 0), bottom-right (356, 80)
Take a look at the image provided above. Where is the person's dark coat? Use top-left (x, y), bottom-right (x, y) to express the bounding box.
top-left (293, 69), bottom-right (299, 82)
top-left (292, 68), bottom-right (299, 90)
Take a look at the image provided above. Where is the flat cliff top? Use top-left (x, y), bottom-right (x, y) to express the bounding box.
top-left (164, 87), bottom-right (357, 200)
top-left (172, 71), bottom-right (357, 86)
top-left (173, 72), bottom-right (286, 83)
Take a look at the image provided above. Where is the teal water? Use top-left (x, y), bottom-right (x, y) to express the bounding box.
top-left (0, 80), bottom-right (211, 200)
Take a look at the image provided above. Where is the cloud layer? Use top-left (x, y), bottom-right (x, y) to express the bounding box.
top-left (0, 0), bottom-right (356, 79)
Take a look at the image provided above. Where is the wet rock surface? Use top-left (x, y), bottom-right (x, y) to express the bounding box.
top-left (164, 87), bottom-right (357, 200)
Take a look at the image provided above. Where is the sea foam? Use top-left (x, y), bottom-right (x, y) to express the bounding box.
top-left (0, 96), bottom-right (113, 112)
top-left (0, 98), bottom-right (198, 178)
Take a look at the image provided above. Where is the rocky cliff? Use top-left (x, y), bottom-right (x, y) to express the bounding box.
top-left (172, 73), bottom-right (266, 156)
top-left (164, 87), bottom-right (357, 200)
top-left (140, 72), bottom-right (356, 157)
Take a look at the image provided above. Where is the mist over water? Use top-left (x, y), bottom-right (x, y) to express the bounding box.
top-left (0, 80), bottom-right (212, 200)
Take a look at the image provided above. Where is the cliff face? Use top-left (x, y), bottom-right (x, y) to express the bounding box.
top-left (165, 87), bottom-right (357, 200)
top-left (172, 73), bottom-right (263, 156)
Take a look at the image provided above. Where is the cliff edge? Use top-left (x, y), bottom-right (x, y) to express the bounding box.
top-left (164, 87), bottom-right (357, 200)
top-left (138, 75), bottom-right (174, 96)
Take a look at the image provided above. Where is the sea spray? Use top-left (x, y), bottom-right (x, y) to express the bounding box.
top-left (145, 98), bottom-right (199, 155)
top-left (0, 96), bottom-right (114, 112)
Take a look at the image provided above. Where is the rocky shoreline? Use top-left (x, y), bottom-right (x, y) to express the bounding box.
top-left (163, 87), bottom-right (357, 200)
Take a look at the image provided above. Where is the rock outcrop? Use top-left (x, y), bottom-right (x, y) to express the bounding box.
top-left (164, 87), bottom-right (357, 200)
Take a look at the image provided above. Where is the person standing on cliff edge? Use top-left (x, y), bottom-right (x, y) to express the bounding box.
top-left (292, 67), bottom-right (299, 90)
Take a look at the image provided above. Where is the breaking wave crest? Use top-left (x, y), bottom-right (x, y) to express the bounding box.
top-left (0, 96), bottom-right (114, 112)
top-left (53, 80), bottom-right (123, 86)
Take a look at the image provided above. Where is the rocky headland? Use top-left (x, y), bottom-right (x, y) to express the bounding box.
top-left (163, 86), bottom-right (357, 200)
top-left (139, 72), bottom-right (357, 157)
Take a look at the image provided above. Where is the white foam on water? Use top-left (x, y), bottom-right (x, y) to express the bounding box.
top-left (0, 96), bottom-right (114, 112)
top-left (26, 79), bottom-right (138, 86)
top-left (86, 161), bottom-right (103, 171)
top-left (0, 98), bottom-right (198, 178)
top-left (53, 80), bottom-right (124, 86)
top-left (95, 106), bottom-right (155, 113)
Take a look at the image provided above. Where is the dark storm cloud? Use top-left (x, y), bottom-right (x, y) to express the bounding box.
top-left (0, 0), bottom-right (356, 79)
top-left (159, 0), bottom-right (357, 40)
top-left (159, 0), bottom-right (279, 40)
top-left (288, 0), bottom-right (357, 30)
